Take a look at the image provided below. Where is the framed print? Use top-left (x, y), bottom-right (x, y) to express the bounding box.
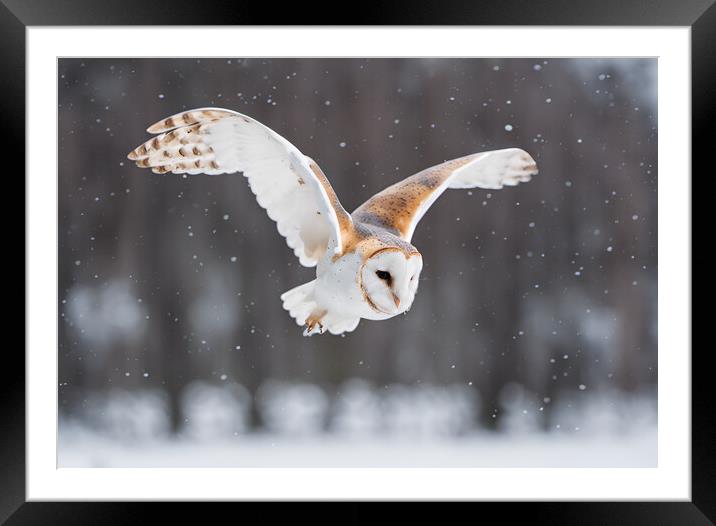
top-left (8, 0), bottom-right (707, 522)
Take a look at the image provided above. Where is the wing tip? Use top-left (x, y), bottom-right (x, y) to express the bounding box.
top-left (146, 123), bottom-right (164, 134)
top-left (146, 116), bottom-right (176, 134)
top-left (145, 108), bottom-right (241, 134)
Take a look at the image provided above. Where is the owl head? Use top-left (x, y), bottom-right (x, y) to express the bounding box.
top-left (360, 247), bottom-right (423, 316)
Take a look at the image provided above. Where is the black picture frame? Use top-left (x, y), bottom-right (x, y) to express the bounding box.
top-left (6, 0), bottom-right (705, 522)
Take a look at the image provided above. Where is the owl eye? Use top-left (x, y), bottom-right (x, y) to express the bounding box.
top-left (375, 270), bottom-right (391, 281)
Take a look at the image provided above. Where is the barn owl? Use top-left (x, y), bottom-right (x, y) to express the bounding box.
top-left (128, 108), bottom-right (538, 336)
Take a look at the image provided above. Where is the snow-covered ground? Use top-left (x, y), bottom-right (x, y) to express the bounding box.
top-left (59, 381), bottom-right (657, 467)
top-left (59, 424), bottom-right (656, 468)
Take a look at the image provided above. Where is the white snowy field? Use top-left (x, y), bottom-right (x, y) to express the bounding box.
top-left (58, 381), bottom-right (657, 467)
top-left (59, 426), bottom-right (656, 468)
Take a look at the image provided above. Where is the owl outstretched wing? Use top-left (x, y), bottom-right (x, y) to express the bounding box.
top-left (128, 108), bottom-right (353, 267)
top-left (352, 148), bottom-right (538, 242)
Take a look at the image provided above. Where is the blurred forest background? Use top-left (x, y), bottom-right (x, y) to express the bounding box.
top-left (58, 58), bottom-right (657, 466)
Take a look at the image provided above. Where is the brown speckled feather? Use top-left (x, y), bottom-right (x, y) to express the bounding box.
top-left (353, 149), bottom-right (538, 241)
top-left (127, 107), bottom-right (356, 267)
top-left (146, 108), bottom-right (238, 134)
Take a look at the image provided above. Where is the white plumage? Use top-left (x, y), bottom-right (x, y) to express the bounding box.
top-left (129, 108), bottom-right (538, 336)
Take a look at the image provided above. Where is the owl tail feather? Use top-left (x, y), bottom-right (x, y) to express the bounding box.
top-left (280, 280), bottom-right (360, 336)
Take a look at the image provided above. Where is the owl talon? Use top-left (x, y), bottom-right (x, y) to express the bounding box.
top-left (303, 322), bottom-right (323, 337)
top-left (303, 315), bottom-right (326, 337)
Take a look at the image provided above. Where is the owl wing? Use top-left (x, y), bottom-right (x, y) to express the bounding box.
top-left (352, 148), bottom-right (538, 241)
top-left (128, 108), bottom-right (353, 267)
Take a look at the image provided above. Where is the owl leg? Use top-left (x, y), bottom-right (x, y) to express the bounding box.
top-left (303, 310), bottom-right (327, 337)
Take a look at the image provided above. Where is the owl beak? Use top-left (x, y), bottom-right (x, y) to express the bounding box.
top-left (392, 293), bottom-right (401, 309)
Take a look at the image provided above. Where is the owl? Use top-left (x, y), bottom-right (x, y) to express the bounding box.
top-left (128, 108), bottom-right (538, 336)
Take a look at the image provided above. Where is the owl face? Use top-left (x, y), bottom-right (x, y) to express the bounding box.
top-left (360, 248), bottom-right (423, 316)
